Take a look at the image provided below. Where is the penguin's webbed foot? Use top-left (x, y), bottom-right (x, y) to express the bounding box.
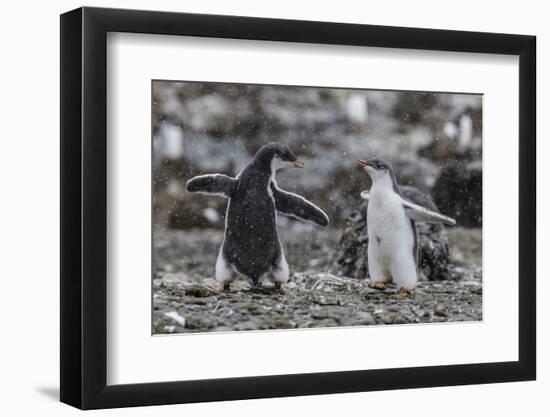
top-left (274, 281), bottom-right (285, 295)
top-left (399, 287), bottom-right (413, 295)
top-left (369, 282), bottom-right (387, 290)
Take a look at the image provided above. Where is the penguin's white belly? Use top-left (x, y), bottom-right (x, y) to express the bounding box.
top-left (367, 191), bottom-right (415, 277)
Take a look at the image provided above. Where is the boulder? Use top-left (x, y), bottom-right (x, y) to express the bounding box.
top-left (432, 161), bottom-right (482, 228)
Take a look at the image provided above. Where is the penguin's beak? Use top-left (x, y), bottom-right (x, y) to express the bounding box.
top-left (291, 159), bottom-right (304, 168)
top-left (357, 160), bottom-right (369, 168)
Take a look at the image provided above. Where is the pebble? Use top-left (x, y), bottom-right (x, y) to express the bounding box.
top-left (153, 228), bottom-right (482, 333)
top-left (435, 305), bottom-right (449, 317)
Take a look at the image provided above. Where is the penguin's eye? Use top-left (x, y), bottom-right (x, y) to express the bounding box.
top-left (275, 155), bottom-right (280, 159)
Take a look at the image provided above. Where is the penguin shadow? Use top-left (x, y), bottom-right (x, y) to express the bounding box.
top-left (248, 286), bottom-right (285, 295)
top-left (222, 281), bottom-right (285, 295)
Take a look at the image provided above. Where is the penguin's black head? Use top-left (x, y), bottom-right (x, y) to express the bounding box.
top-left (357, 157), bottom-right (395, 182)
top-left (254, 142), bottom-right (304, 170)
top-left (357, 157), bottom-right (392, 171)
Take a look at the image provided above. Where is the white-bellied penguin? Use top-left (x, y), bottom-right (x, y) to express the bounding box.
top-left (186, 142), bottom-right (329, 292)
top-left (357, 157), bottom-right (456, 293)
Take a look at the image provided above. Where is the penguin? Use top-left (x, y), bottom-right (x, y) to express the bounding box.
top-left (186, 142), bottom-right (329, 292)
top-left (356, 157), bottom-right (456, 292)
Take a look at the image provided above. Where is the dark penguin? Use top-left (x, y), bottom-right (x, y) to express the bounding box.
top-left (186, 143), bottom-right (329, 291)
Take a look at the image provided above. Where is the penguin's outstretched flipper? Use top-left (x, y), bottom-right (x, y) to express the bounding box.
top-left (360, 190), bottom-right (370, 200)
top-left (270, 182), bottom-right (329, 227)
top-left (402, 199), bottom-right (456, 225)
top-left (186, 174), bottom-right (237, 198)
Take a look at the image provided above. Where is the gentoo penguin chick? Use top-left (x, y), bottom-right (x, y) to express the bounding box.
top-left (186, 142), bottom-right (329, 292)
top-left (357, 158), bottom-right (455, 293)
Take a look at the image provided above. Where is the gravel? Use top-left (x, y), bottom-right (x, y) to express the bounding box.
top-left (153, 226), bottom-right (482, 334)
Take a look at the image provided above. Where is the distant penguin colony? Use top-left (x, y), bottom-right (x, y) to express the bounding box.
top-left (356, 158), bottom-right (456, 292)
top-left (186, 142), bottom-right (329, 292)
top-left (186, 142), bottom-right (456, 294)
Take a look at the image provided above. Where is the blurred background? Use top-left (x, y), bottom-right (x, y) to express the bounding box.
top-left (152, 81), bottom-right (482, 231)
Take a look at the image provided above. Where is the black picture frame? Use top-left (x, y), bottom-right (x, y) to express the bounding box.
top-left (60, 6), bottom-right (536, 410)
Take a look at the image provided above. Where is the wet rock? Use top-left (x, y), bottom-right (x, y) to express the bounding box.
top-left (435, 305), bottom-right (449, 317)
top-left (184, 286), bottom-right (218, 298)
top-left (332, 186), bottom-right (451, 281)
top-left (348, 311), bottom-right (375, 326)
top-left (310, 293), bottom-right (342, 306)
top-left (185, 315), bottom-right (217, 330)
top-left (233, 319), bottom-right (264, 331)
top-left (182, 295), bottom-right (218, 305)
top-left (305, 318), bottom-right (339, 328)
top-left (432, 161), bottom-right (482, 227)
top-left (310, 305), bottom-right (353, 320)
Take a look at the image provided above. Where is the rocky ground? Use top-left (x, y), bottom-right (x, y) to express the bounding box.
top-left (153, 225), bottom-right (482, 334)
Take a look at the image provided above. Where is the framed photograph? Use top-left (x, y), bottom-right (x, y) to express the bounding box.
top-left (60, 6), bottom-right (536, 409)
